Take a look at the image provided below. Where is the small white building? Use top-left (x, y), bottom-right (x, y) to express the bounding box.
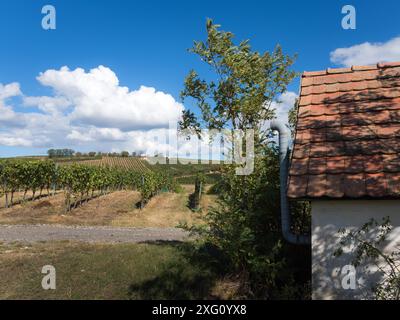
top-left (287, 62), bottom-right (400, 299)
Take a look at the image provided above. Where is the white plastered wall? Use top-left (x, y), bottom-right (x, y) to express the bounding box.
top-left (312, 200), bottom-right (400, 300)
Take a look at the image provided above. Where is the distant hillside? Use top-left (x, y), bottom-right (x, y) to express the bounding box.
top-left (57, 156), bottom-right (150, 173)
top-left (3, 155), bottom-right (223, 184)
top-left (147, 158), bottom-right (222, 184)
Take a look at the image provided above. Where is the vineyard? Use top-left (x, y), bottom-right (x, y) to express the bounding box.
top-left (0, 159), bottom-right (175, 212)
top-left (58, 156), bottom-right (150, 172)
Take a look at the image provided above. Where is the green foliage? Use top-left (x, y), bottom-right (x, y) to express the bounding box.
top-left (334, 217), bottom-right (400, 300)
top-left (179, 20), bottom-right (309, 299)
top-left (136, 171), bottom-right (176, 208)
top-left (180, 18), bottom-right (297, 136)
top-left (47, 148), bottom-right (75, 158)
top-left (183, 147), bottom-right (310, 298)
top-left (149, 161), bottom-right (221, 178)
top-left (0, 159), bottom-right (175, 212)
top-left (0, 159), bottom-right (57, 207)
top-left (176, 173), bottom-right (221, 185)
top-left (288, 97), bottom-right (299, 137)
top-left (206, 179), bottom-right (225, 195)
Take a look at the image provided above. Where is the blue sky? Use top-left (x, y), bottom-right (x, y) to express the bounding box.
top-left (1, 0), bottom-right (400, 157)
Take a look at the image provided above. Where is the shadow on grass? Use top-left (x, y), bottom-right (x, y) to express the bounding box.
top-left (138, 240), bottom-right (186, 247)
top-left (128, 242), bottom-right (227, 300)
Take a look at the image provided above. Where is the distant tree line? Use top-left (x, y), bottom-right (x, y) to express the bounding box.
top-left (47, 149), bottom-right (75, 158)
top-left (47, 149), bottom-right (144, 158)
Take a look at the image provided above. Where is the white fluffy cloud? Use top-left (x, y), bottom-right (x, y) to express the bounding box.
top-left (0, 65), bottom-right (185, 152)
top-left (0, 65), bottom-right (296, 157)
top-left (37, 66), bottom-right (184, 130)
top-left (23, 96), bottom-right (71, 114)
top-left (271, 91), bottom-right (297, 125)
top-left (0, 82), bottom-right (21, 100)
top-left (0, 82), bottom-right (26, 129)
top-left (330, 36), bottom-right (400, 67)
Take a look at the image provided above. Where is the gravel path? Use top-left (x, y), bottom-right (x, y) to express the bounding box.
top-left (0, 224), bottom-right (190, 244)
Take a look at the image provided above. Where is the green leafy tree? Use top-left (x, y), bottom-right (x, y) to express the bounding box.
top-left (180, 19), bottom-right (310, 299)
top-left (180, 18), bottom-right (296, 141)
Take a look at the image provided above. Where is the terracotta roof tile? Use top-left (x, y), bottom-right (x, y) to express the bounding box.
top-left (351, 65), bottom-right (378, 71)
top-left (288, 175), bottom-right (308, 198)
top-left (288, 62), bottom-right (400, 199)
top-left (366, 173), bottom-right (387, 197)
top-left (307, 174), bottom-right (326, 197)
top-left (386, 173), bottom-right (400, 196)
top-left (363, 155), bottom-right (384, 173)
top-left (383, 154), bottom-right (400, 172)
top-left (326, 174), bottom-right (345, 198)
top-left (289, 158), bottom-right (309, 176)
top-left (378, 62), bottom-right (400, 68)
top-left (292, 143), bottom-right (310, 159)
top-left (343, 174), bottom-right (366, 198)
top-left (308, 157), bottom-right (327, 174)
top-left (344, 156), bottom-right (364, 173)
top-left (326, 157), bottom-right (345, 174)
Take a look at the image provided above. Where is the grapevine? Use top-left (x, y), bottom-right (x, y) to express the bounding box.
top-left (0, 159), bottom-right (175, 211)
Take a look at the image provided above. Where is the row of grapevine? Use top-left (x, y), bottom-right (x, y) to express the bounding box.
top-left (137, 171), bottom-right (177, 208)
top-left (0, 159), bottom-right (175, 211)
top-left (0, 159), bottom-right (57, 208)
top-left (58, 164), bottom-right (144, 212)
top-left (58, 156), bottom-right (150, 172)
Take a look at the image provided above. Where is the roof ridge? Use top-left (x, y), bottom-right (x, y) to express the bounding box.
top-left (302, 61), bottom-right (400, 78)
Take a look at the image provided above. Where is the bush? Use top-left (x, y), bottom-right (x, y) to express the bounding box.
top-left (183, 146), bottom-right (311, 299)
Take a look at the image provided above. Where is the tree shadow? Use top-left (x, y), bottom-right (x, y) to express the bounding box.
top-left (127, 242), bottom-right (227, 300)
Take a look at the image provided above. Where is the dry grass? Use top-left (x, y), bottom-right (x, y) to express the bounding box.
top-left (0, 241), bottom-right (240, 300)
top-left (0, 241), bottom-right (207, 299)
top-left (0, 185), bottom-right (217, 228)
top-left (112, 185), bottom-right (217, 228)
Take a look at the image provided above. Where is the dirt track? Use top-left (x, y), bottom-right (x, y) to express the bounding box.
top-left (0, 224), bottom-right (190, 244)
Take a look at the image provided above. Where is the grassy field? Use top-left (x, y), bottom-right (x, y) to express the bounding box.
top-left (0, 185), bottom-right (217, 228)
top-left (0, 241), bottom-right (233, 300)
top-left (0, 157), bottom-right (223, 299)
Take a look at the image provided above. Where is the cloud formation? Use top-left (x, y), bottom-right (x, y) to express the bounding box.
top-left (271, 91), bottom-right (297, 125)
top-left (37, 66), bottom-right (184, 130)
top-left (0, 65), bottom-right (296, 157)
top-left (330, 36), bottom-right (400, 67)
top-left (0, 66), bottom-right (184, 152)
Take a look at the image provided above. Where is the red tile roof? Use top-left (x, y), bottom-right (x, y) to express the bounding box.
top-left (288, 62), bottom-right (400, 199)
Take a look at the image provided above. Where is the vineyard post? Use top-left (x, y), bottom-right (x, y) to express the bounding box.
top-left (4, 184), bottom-right (8, 209)
top-left (140, 175), bottom-right (145, 209)
top-left (53, 163), bottom-right (58, 196)
top-left (10, 191), bottom-right (14, 207)
top-left (199, 180), bottom-right (202, 200)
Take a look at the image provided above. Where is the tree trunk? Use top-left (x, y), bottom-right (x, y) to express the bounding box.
top-left (10, 191), bottom-right (14, 207)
